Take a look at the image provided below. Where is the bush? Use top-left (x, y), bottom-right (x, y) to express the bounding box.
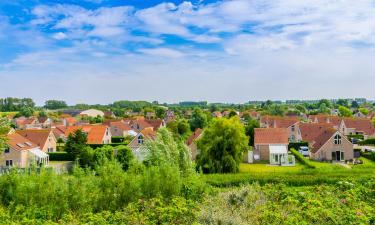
top-left (111, 136), bottom-right (125, 143)
top-left (290, 148), bottom-right (316, 169)
top-left (361, 151), bottom-right (375, 161)
top-left (347, 134), bottom-right (364, 140)
top-left (48, 152), bottom-right (74, 161)
top-left (358, 138), bottom-right (375, 145)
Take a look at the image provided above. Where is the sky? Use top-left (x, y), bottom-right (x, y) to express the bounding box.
top-left (0, 0), bottom-right (375, 105)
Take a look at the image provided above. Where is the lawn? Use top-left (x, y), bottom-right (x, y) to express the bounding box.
top-left (239, 162), bottom-right (305, 173)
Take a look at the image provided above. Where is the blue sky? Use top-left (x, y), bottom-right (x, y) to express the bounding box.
top-left (1, 0), bottom-right (375, 105)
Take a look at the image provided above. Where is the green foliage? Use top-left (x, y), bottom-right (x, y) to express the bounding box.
top-left (266, 104), bottom-right (286, 116)
top-left (0, 118), bottom-right (10, 151)
top-left (189, 109), bottom-right (208, 131)
top-left (64, 129), bottom-right (88, 159)
top-left (338, 106), bottom-right (352, 117)
top-left (361, 152), bottom-right (375, 162)
top-left (115, 145), bottom-right (134, 171)
top-left (336, 99), bottom-right (350, 107)
top-left (0, 97), bottom-right (35, 112)
top-left (197, 117), bottom-right (249, 173)
top-left (359, 107), bottom-right (370, 115)
top-left (48, 152), bottom-right (74, 161)
top-left (142, 127), bottom-right (194, 176)
top-left (290, 148), bottom-right (316, 168)
top-left (44, 100), bottom-right (68, 110)
top-left (155, 107), bottom-right (166, 119)
top-left (167, 119), bottom-right (192, 140)
top-left (358, 138), bottom-right (375, 145)
top-left (18, 106), bottom-right (34, 118)
top-left (245, 117), bottom-right (259, 146)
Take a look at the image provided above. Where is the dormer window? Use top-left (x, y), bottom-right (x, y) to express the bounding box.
top-left (334, 134), bottom-right (342, 145)
top-left (138, 135), bottom-right (144, 144)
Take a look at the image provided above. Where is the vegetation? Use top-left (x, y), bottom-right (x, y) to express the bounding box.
top-left (338, 105), bottom-right (352, 117)
top-left (196, 117), bottom-right (249, 173)
top-left (64, 129), bottom-right (88, 159)
top-left (44, 100), bottom-right (68, 110)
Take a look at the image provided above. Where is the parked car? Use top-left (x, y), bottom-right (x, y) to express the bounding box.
top-left (298, 146), bottom-right (310, 157)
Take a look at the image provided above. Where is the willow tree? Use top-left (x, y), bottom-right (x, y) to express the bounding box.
top-left (196, 117), bottom-right (249, 173)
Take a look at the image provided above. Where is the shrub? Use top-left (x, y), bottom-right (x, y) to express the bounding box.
top-left (361, 151), bottom-right (375, 161)
top-left (48, 152), bottom-right (74, 161)
top-left (290, 148), bottom-right (316, 169)
top-left (288, 141), bottom-right (309, 150)
top-left (358, 138), bottom-right (375, 145)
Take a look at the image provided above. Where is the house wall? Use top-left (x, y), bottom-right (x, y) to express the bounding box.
top-left (102, 128), bottom-right (112, 144)
top-left (189, 143), bottom-right (199, 161)
top-left (311, 134), bottom-right (353, 161)
top-left (255, 145), bottom-right (270, 161)
top-left (1, 149), bottom-right (28, 168)
top-left (289, 123), bottom-right (302, 142)
top-left (41, 132), bottom-right (57, 152)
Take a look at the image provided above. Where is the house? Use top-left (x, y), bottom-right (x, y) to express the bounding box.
top-left (253, 128), bottom-right (294, 165)
top-left (186, 128), bottom-right (203, 160)
top-left (129, 118), bottom-right (154, 132)
top-left (339, 118), bottom-right (375, 138)
top-left (109, 121), bottom-right (137, 137)
top-left (52, 125), bottom-right (67, 140)
top-left (1, 133), bottom-right (49, 168)
top-left (145, 119), bottom-right (165, 130)
top-left (309, 128), bottom-right (353, 162)
top-left (62, 110), bottom-right (83, 117)
top-left (79, 109), bottom-right (104, 118)
top-left (299, 123), bottom-right (334, 144)
top-left (14, 117), bottom-right (40, 129)
top-left (62, 117), bottom-right (77, 126)
top-left (104, 111), bottom-right (116, 118)
top-left (212, 111), bottom-right (222, 118)
top-left (308, 114), bottom-right (342, 129)
top-left (16, 129), bottom-right (57, 153)
top-left (260, 116), bottom-right (301, 142)
top-left (38, 117), bottom-right (52, 128)
top-left (145, 112), bottom-right (156, 119)
top-left (353, 111), bottom-right (366, 118)
top-left (128, 127), bottom-right (157, 160)
top-left (165, 110), bottom-right (176, 123)
top-left (65, 125), bottom-right (111, 144)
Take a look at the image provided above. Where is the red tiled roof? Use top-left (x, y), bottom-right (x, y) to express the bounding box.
top-left (110, 121), bottom-right (132, 131)
top-left (343, 118), bottom-right (375, 135)
top-left (261, 116), bottom-right (299, 128)
top-left (310, 128), bottom-right (337, 153)
top-left (187, 128), bottom-right (202, 146)
top-left (254, 128), bottom-right (289, 145)
top-left (7, 133), bottom-right (38, 151)
top-left (299, 123), bottom-right (334, 143)
top-left (16, 129), bottom-right (53, 148)
top-left (65, 125), bottom-right (109, 144)
top-left (145, 119), bottom-right (164, 130)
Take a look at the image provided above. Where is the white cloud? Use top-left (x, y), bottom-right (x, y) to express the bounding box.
top-left (138, 48), bottom-right (185, 58)
top-left (52, 32), bottom-right (67, 40)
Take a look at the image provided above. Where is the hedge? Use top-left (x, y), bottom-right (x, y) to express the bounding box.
top-left (288, 141), bottom-right (309, 150)
top-left (48, 152), bottom-right (74, 161)
top-left (290, 148), bottom-right (316, 169)
top-left (360, 151), bottom-right (375, 161)
top-left (89, 143), bottom-right (128, 149)
top-left (347, 134), bottom-right (364, 140)
top-left (111, 136), bottom-right (125, 143)
top-left (358, 138), bottom-right (375, 146)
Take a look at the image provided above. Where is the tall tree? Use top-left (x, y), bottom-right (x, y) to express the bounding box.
top-left (0, 118), bottom-right (10, 152)
top-left (44, 100), bottom-right (68, 110)
top-left (65, 129), bottom-right (88, 159)
top-left (245, 118), bottom-right (260, 146)
top-left (338, 106), bottom-right (352, 117)
top-left (196, 117), bottom-right (249, 174)
top-left (189, 109), bottom-right (208, 131)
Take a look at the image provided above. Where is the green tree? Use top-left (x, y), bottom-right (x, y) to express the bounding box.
top-left (65, 129), bottom-right (88, 159)
top-left (245, 118), bottom-right (260, 146)
top-left (318, 99), bottom-right (332, 108)
top-left (359, 108), bottom-right (369, 115)
top-left (115, 145), bottom-right (135, 171)
top-left (267, 104), bottom-right (285, 116)
top-left (318, 103), bottom-right (330, 114)
top-left (155, 107), bottom-right (166, 119)
top-left (336, 99), bottom-right (349, 107)
top-left (142, 127), bottom-right (193, 176)
top-left (228, 110), bottom-right (237, 118)
top-left (196, 117), bottom-right (249, 174)
top-left (0, 118), bottom-right (10, 152)
top-left (44, 100), bottom-right (68, 110)
top-left (177, 119), bottom-right (191, 137)
top-left (189, 109), bottom-right (208, 131)
top-left (338, 106), bottom-right (352, 117)
top-left (19, 107), bottom-right (34, 117)
top-left (351, 101), bottom-right (359, 108)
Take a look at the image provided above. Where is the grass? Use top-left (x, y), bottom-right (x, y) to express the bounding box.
top-left (239, 162), bottom-right (305, 173)
top-left (48, 161), bottom-right (72, 165)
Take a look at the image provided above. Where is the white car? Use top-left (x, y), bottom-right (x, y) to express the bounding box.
top-left (298, 146), bottom-right (310, 157)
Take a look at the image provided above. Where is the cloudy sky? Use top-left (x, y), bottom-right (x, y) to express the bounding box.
top-left (0, 0), bottom-right (375, 105)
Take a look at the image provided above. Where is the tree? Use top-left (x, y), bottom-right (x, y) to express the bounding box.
top-left (19, 107), bottom-right (34, 117)
top-left (142, 128), bottom-right (193, 176)
top-left (245, 118), bottom-right (260, 146)
top-left (336, 99), bottom-right (349, 108)
top-left (65, 129), bottom-right (88, 159)
top-left (228, 110), bottom-right (237, 118)
top-left (318, 99), bottom-right (332, 109)
top-left (38, 111), bottom-right (47, 118)
top-left (196, 117), bottom-right (249, 174)
top-left (0, 118), bottom-right (10, 153)
top-left (359, 108), bottom-right (370, 115)
top-left (338, 106), bottom-right (352, 117)
top-left (351, 101), bottom-right (359, 108)
top-left (189, 109), bottom-right (208, 131)
top-left (44, 100), bottom-right (68, 110)
top-left (177, 119), bottom-right (190, 137)
top-left (318, 103), bottom-right (330, 114)
top-left (115, 145), bottom-right (135, 171)
top-left (267, 104), bottom-right (285, 116)
top-left (155, 107), bottom-right (166, 119)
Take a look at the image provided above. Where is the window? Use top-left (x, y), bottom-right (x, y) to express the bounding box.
top-left (5, 160), bottom-right (13, 167)
top-left (334, 134), bottom-right (342, 145)
top-left (340, 152), bottom-right (344, 161)
top-left (138, 135), bottom-right (144, 144)
top-left (4, 146), bottom-right (10, 154)
top-left (48, 147), bottom-right (54, 152)
top-left (291, 125), bottom-right (295, 132)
